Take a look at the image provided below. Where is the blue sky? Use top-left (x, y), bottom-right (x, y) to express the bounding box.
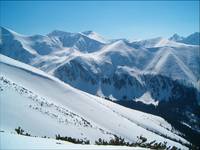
top-left (0, 1), bottom-right (199, 40)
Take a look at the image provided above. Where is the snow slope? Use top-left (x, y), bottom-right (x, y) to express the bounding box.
top-left (0, 54), bottom-right (188, 149)
top-left (131, 37), bottom-right (187, 48)
top-left (1, 132), bottom-right (141, 150)
top-left (47, 30), bottom-right (104, 52)
top-left (135, 92), bottom-right (158, 106)
top-left (81, 30), bottom-right (109, 44)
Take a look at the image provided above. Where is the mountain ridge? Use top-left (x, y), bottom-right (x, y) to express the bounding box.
top-left (1, 26), bottom-right (199, 97)
top-left (169, 32), bottom-right (200, 45)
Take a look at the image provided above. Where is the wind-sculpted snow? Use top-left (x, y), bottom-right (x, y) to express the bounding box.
top-left (0, 54), bottom-right (189, 149)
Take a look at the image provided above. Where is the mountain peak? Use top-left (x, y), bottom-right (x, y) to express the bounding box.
top-left (81, 30), bottom-right (94, 35)
top-left (169, 32), bottom-right (200, 45)
top-left (0, 26), bottom-right (24, 37)
top-left (81, 30), bottom-right (108, 44)
top-left (183, 32), bottom-right (200, 45)
top-left (47, 30), bottom-right (73, 37)
top-left (169, 33), bottom-right (183, 41)
top-left (187, 32), bottom-right (200, 38)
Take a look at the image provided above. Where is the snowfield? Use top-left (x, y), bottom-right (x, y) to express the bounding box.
top-left (134, 92), bottom-right (159, 106)
top-left (1, 132), bottom-right (144, 150)
top-left (0, 54), bottom-right (189, 149)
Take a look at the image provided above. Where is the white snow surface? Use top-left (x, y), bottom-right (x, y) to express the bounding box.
top-left (133, 37), bottom-right (188, 48)
top-left (0, 132), bottom-right (143, 150)
top-left (135, 92), bottom-right (159, 106)
top-left (81, 30), bottom-right (109, 44)
top-left (0, 54), bottom-right (188, 149)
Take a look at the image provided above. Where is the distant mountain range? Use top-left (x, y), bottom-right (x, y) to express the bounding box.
top-left (1, 27), bottom-right (199, 95)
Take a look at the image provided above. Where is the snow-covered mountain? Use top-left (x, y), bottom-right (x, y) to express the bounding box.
top-left (0, 27), bottom-right (37, 63)
top-left (0, 27), bottom-right (105, 59)
top-left (1, 27), bottom-right (199, 101)
top-left (81, 30), bottom-right (109, 44)
top-left (47, 30), bottom-right (105, 52)
top-left (169, 32), bottom-right (200, 45)
top-left (131, 37), bottom-right (188, 48)
top-left (169, 33), bottom-right (184, 42)
top-left (0, 54), bottom-right (189, 149)
top-left (1, 27), bottom-right (199, 146)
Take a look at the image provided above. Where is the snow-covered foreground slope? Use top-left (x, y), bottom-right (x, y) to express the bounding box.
top-left (1, 132), bottom-right (143, 150)
top-left (0, 54), bottom-right (188, 149)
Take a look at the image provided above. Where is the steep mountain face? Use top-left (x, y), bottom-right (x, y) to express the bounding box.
top-left (169, 32), bottom-right (200, 45)
top-left (27, 34), bottom-right (62, 55)
top-left (48, 30), bottom-right (104, 52)
top-left (169, 33), bottom-right (184, 42)
top-left (0, 54), bottom-right (189, 149)
top-left (181, 32), bottom-right (200, 45)
top-left (53, 40), bottom-right (200, 99)
top-left (0, 27), bottom-right (37, 63)
top-left (0, 27), bottom-right (105, 61)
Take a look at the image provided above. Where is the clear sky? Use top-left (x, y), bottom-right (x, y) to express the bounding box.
top-left (0, 1), bottom-right (199, 40)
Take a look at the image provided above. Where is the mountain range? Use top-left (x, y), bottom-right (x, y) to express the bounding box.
top-left (1, 27), bottom-right (199, 99)
top-left (0, 26), bottom-right (200, 148)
